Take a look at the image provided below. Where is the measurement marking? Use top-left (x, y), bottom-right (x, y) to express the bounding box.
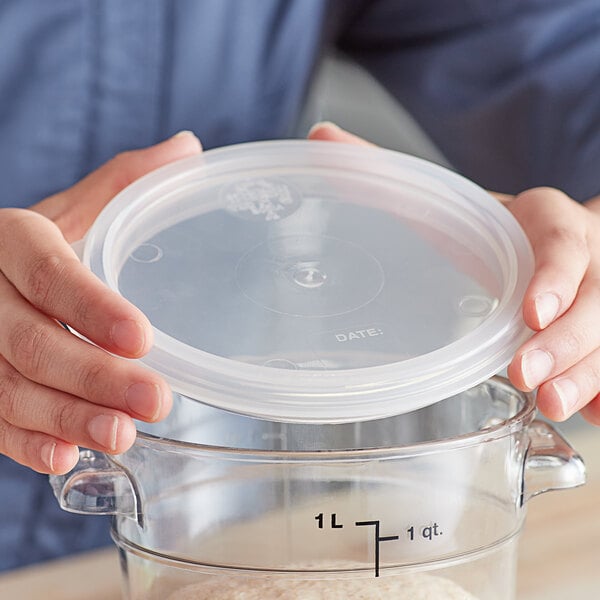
top-left (331, 513), bottom-right (343, 528)
top-left (315, 512), bottom-right (344, 529)
top-left (355, 520), bottom-right (399, 577)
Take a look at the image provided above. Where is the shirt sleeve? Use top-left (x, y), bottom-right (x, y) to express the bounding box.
top-left (336, 0), bottom-right (600, 201)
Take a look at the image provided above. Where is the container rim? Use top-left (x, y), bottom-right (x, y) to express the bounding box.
top-left (129, 378), bottom-right (536, 461)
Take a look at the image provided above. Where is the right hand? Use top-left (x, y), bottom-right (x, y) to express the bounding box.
top-left (0, 132), bottom-right (202, 474)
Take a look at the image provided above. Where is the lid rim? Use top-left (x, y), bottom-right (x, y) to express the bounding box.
top-left (84, 140), bottom-right (534, 422)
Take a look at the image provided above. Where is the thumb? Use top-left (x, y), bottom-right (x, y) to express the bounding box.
top-left (33, 131), bottom-right (203, 242)
top-left (308, 121), bottom-right (374, 147)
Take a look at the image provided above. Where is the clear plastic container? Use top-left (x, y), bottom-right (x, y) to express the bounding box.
top-left (51, 378), bottom-right (584, 599)
top-left (49, 141), bottom-right (585, 598)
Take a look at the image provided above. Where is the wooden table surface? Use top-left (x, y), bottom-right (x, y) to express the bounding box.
top-left (1, 427), bottom-right (598, 600)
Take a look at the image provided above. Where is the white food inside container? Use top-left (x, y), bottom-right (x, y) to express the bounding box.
top-left (166, 572), bottom-right (479, 600)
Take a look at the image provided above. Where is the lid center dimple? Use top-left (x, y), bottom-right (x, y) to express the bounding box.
top-left (235, 234), bottom-right (384, 318)
top-left (290, 261), bottom-right (328, 289)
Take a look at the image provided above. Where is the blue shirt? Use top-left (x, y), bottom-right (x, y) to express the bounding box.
top-left (0, 0), bottom-right (599, 571)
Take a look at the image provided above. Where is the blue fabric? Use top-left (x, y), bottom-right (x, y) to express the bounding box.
top-left (0, 0), bottom-right (328, 209)
top-left (339, 0), bottom-right (600, 201)
top-left (0, 455), bottom-right (112, 571)
top-left (0, 0), bottom-right (599, 571)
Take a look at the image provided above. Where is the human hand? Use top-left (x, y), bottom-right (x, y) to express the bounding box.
top-left (308, 122), bottom-right (600, 426)
top-left (0, 132), bottom-right (203, 474)
top-left (503, 188), bottom-right (600, 426)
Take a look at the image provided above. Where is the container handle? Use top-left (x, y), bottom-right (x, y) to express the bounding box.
top-left (49, 449), bottom-right (139, 521)
top-left (523, 420), bottom-right (586, 502)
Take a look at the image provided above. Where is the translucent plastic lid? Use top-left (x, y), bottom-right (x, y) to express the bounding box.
top-left (84, 141), bottom-right (533, 422)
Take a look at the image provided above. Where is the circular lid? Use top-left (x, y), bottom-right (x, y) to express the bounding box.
top-left (84, 140), bottom-right (533, 423)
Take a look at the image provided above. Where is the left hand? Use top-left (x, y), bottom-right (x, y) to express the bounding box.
top-left (308, 122), bottom-right (600, 426)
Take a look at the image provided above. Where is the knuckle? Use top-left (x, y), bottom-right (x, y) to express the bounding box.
top-left (26, 252), bottom-right (68, 309)
top-left (518, 186), bottom-right (569, 202)
top-left (8, 321), bottom-right (54, 376)
top-left (0, 423), bottom-right (17, 458)
top-left (557, 327), bottom-right (587, 360)
top-left (69, 292), bottom-right (92, 331)
top-left (0, 208), bottom-right (29, 235)
top-left (0, 364), bottom-right (23, 423)
top-left (580, 360), bottom-right (600, 396)
top-left (0, 419), bottom-right (32, 466)
top-left (515, 187), bottom-right (575, 212)
top-left (106, 152), bottom-right (137, 194)
top-left (512, 187), bottom-right (567, 217)
top-left (77, 358), bottom-right (111, 401)
top-left (543, 226), bottom-right (589, 260)
top-left (51, 401), bottom-right (77, 441)
top-left (19, 431), bottom-right (39, 466)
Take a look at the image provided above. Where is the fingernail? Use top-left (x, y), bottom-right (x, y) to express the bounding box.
top-left (552, 378), bottom-right (579, 418)
top-left (308, 121), bottom-right (341, 136)
top-left (172, 129), bottom-right (195, 139)
top-left (534, 293), bottom-right (560, 329)
top-left (126, 382), bottom-right (162, 421)
top-left (88, 415), bottom-right (119, 451)
top-left (41, 442), bottom-right (56, 471)
top-left (170, 130), bottom-right (202, 151)
top-left (110, 319), bottom-right (146, 356)
top-left (521, 349), bottom-right (554, 389)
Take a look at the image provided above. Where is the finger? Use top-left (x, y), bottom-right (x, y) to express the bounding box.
top-left (508, 274), bottom-right (600, 391)
top-left (508, 188), bottom-right (590, 330)
top-left (535, 345), bottom-right (600, 422)
top-left (0, 276), bottom-right (171, 422)
top-left (0, 417), bottom-right (80, 475)
top-left (307, 122), bottom-right (375, 146)
top-left (0, 211), bottom-right (152, 357)
top-left (489, 192), bottom-right (514, 205)
top-left (32, 131), bottom-right (203, 242)
top-left (579, 396), bottom-right (600, 427)
top-left (0, 356), bottom-right (137, 454)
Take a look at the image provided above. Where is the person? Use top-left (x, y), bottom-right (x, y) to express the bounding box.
top-left (0, 0), bottom-right (599, 571)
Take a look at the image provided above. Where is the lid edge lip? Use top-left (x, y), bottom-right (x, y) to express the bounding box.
top-left (130, 294), bottom-right (532, 421)
top-left (86, 139), bottom-right (528, 256)
top-left (143, 281), bottom-right (530, 380)
top-left (132, 377), bottom-right (536, 458)
top-left (84, 140), bottom-right (534, 420)
top-left (139, 319), bottom-right (532, 423)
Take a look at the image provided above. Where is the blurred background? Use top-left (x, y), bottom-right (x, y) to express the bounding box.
top-left (299, 52), bottom-right (449, 166)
